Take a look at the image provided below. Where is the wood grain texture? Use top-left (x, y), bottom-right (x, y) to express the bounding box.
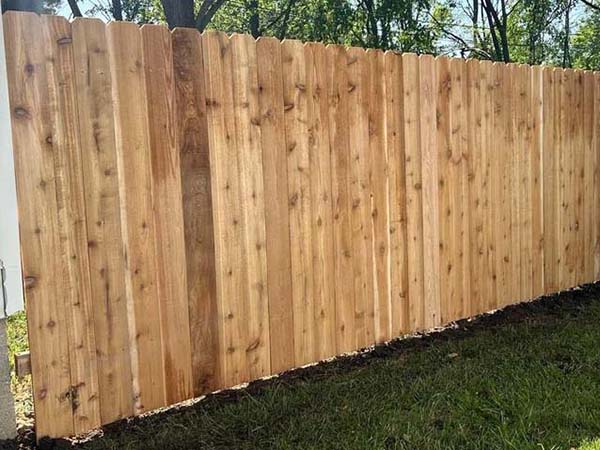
top-left (4, 12), bottom-right (76, 438)
top-left (327, 45), bottom-right (356, 353)
top-left (7, 16), bottom-right (600, 438)
top-left (256, 36), bottom-right (295, 373)
top-left (201, 31), bottom-right (249, 387)
top-left (171, 28), bottom-right (219, 395)
top-left (281, 39), bottom-right (315, 365)
top-left (402, 53), bottom-right (425, 331)
top-left (307, 43), bottom-right (337, 358)
top-left (419, 55), bottom-right (441, 328)
top-left (141, 24), bottom-right (193, 404)
top-left (229, 34), bottom-right (271, 380)
top-left (41, 15), bottom-right (101, 433)
top-left (107, 21), bottom-right (165, 413)
top-left (72, 17), bottom-right (134, 426)
top-left (347, 46), bottom-right (375, 347)
top-left (385, 51), bottom-right (409, 336)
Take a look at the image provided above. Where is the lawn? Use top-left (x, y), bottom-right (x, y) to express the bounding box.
top-left (7, 284), bottom-right (600, 450)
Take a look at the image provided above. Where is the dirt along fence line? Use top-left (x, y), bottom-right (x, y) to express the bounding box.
top-left (3, 10), bottom-right (600, 439)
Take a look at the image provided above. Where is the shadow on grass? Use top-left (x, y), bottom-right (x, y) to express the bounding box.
top-left (6, 283), bottom-right (600, 450)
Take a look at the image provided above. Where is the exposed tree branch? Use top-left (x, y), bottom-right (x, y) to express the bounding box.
top-left (580, 0), bottom-right (600, 12)
top-left (67, 0), bottom-right (83, 17)
top-left (196, 0), bottom-right (228, 32)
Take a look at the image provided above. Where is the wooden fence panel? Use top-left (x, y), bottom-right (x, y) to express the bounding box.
top-left (71, 17), bottom-right (133, 425)
top-left (4, 14), bottom-right (600, 438)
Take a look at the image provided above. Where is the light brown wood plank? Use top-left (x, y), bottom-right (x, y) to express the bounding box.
top-left (419, 55), bottom-right (441, 328)
top-left (435, 56), bottom-right (452, 323)
top-left (385, 51), bottom-right (409, 336)
top-left (346, 46), bottom-right (375, 346)
top-left (281, 40), bottom-right (315, 365)
top-left (531, 65), bottom-right (544, 297)
top-left (402, 53), bottom-right (425, 331)
top-left (106, 21), bottom-right (165, 413)
top-left (572, 70), bottom-right (586, 286)
top-left (366, 49), bottom-right (391, 343)
top-left (479, 60), bottom-right (498, 312)
top-left (4, 11), bottom-right (75, 438)
top-left (542, 68), bottom-right (559, 294)
top-left (141, 24), bottom-right (193, 404)
top-left (256, 36), bottom-right (295, 373)
top-left (583, 70), bottom-right (595, 284)
top-left (327, 45), bottom-right (356, 352)
top-left (229, 34), bottom-right (271, 379)
top-left (201, 31), bottom-right (249, 386)
top-left (592, 73), bottom-right (600, 280)
top-left (71, 17), bottom-right (133, 424)
top-left (491, 63), bottom-right (512, 308)
top-left (467, 59), bottom-right (493, 316)
top-left (517, 65), bottom-right (533, 301)
top-left (41, 15), bottom-right (102, 433)
top-left (307, 42), bottom-right (337, 358)
top-left (171, 28), bottom-right (220, 395)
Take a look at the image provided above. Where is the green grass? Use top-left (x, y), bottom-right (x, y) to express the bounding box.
top-left (6, 311), bottom-right (33, 428)
top-left (8, 287), bottom-right (600, 449)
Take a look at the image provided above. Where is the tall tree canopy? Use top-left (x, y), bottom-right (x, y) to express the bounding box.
top-left (2, 0), bottom-right (600, 69)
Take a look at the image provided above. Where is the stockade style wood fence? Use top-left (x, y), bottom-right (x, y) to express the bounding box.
top-left (3, 10), bottom-right (600, 438)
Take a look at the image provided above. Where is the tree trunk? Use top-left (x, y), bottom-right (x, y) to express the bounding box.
top-left (161, 0), bottom-right (196, 29)
top-left (112, 0), bottom-right (123, 21)
top-left (248, 0), bottom-right (260, 38)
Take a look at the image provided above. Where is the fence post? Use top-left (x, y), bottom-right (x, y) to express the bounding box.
top-left (0, 10), bottom-right (22, 441)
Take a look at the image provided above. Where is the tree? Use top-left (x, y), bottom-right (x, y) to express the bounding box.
top-left (69, 0), bottom-right (228, 30)
top-left (1, 0), bottom-right (61, 13)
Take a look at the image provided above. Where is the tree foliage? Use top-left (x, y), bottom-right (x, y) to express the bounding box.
top-left (2, 0), bottom-right (600, 69)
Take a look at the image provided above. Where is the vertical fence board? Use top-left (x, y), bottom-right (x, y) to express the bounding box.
top-left (436, 57), bottom-right (452, 323)
top-left (385, 52), bottom-right (409, 336)
top-left (281, 40), bottom-right (315, 365)
top-left (531, 66), bottom-right (544, 298)
top-left (347, 47), bottom-right (374, 347)
top-left (307, 43), bottom-right (337, 358)
top-left (582, 71), bottom-right (595, 284)
top-left (419, 55), bottom-right (441, 328)
top-left (171, 28), bottom-right (220, 395)
top-left (256, 37), bottom-right (295, 373)
top-left (402, 53), bottom-right (425, 331)
top-left (202, 32), bottom-right (249, 387)
top-left (107, 22), bottom-right (165, 413)
top-left (327, 45), bottom-right (356, 353)
top-left (594, 72), bottom-right (600, 279)
top-left (467, 59), bottom-right (490, 316)
top-left (543, 68), bottom-right (558, 293)
top-left (41, 15), bottom-right (102, 433)
top-left (71, 17), bottom-right (134, 424)
top-left (367, 49), bottom-right (391, 343)
top-left (229, 34), bottom-right (271, 380)
top-left (493, 63), bottom-right (513, 307)
top-left (4, 12), bottom-right (75, 438)
top-left (141, 25), bottom-right (193, 404)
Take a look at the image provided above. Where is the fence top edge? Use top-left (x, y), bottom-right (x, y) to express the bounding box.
top-left (1, 10), bottom-right (598, 75)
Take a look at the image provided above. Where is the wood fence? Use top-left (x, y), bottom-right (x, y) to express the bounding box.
top-left (3, 11), bottom-right (600, 439)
